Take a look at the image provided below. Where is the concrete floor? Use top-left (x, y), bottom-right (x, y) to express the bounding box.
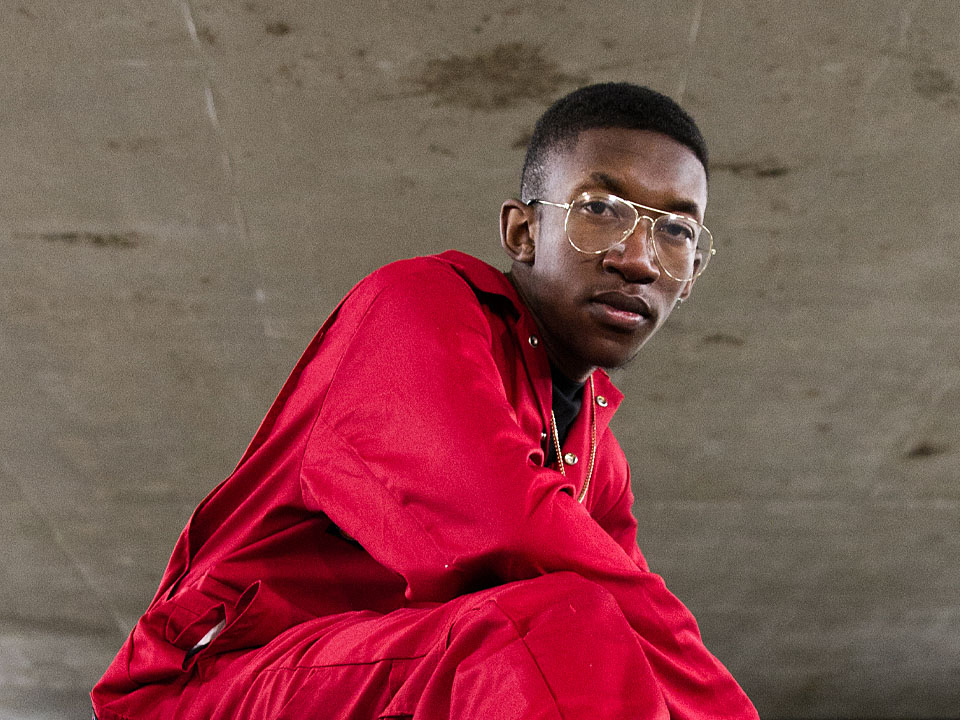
top-left (2, 1), bottom-right (959, 718)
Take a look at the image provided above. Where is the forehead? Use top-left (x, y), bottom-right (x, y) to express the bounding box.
top-left (543, 128), bottom-right (708, 218)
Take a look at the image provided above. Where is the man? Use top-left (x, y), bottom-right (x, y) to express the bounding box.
top-left (92, 83), bottom-right (758, 719)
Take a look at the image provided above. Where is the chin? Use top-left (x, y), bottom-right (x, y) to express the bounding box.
top-left (588, 343), bottom-right (647, 373)
top-left (601, 330), bottom-right (654, 365)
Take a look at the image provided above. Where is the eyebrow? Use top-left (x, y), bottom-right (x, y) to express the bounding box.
top-left (582, 172), bottom-right (703, 218)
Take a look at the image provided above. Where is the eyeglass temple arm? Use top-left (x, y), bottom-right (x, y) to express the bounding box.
top-left (525, 199), bottom-right (570, 209)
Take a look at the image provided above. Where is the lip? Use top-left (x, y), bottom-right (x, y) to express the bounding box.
top-left (589, 291), bottom-right (655, 330)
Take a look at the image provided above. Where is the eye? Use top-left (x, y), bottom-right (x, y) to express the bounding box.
top-left (656, 217), bottom-right (698, 246)
top-left (580, 198), bottom-right (618, 216)
top-left (572, 195), bottom-right (630, 226)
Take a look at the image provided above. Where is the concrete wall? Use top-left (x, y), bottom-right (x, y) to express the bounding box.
top-left (1, 1), bottom-right (958, 717)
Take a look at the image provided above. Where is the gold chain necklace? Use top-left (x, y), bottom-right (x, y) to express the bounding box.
top-left (550, 376), bottom-right (597, 504)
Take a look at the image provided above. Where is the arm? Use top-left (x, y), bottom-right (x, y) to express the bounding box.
top-left (594, 461), bottom-right (650, 572)
top-left (300, 262), bottom-right (756, 719)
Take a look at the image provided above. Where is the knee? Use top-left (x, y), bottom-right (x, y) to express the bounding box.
top-left (443, 574), bottom-right (656, 714)
top-left (460, 573), bottom-right (629, 641)
top-left (511, 572), bottom-right (624, 626)
top-left (543, 570), bottom-right (618, 611)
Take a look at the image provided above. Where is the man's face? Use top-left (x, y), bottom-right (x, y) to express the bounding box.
top-left (503, 127), bottom-right (708, 381)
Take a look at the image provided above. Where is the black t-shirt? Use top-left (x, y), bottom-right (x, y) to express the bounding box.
top-left (545, 365), bottom-right (585, 467)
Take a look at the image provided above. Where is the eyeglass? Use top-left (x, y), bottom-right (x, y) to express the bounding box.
top-left (527, 192), bottom-right (715, 282)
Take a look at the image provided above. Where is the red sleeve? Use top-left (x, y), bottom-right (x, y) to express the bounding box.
top-left (594, 461), bottom-right (650, 572)
top-left (300, 262), bottom-right (756, 719)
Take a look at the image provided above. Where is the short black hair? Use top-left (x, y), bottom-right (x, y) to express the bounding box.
top-left (520, 82), bottom-right (708, 201)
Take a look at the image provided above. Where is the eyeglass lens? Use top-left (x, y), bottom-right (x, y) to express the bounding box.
top-left (565, 194), bottom-right (711, 280)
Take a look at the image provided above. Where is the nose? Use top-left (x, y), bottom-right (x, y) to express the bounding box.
top-left (600, 219), bottom-right (661, 283)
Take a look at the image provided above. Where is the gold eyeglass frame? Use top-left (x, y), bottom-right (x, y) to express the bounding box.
top-left (527, 191), bottom-right (715, 282)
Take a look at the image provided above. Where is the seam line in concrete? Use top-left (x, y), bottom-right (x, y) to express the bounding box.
top-left (676, 0), bottom-right (704, 103)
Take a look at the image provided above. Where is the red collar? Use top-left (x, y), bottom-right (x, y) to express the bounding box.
top-left (432, 250), bottom-right (624, 412)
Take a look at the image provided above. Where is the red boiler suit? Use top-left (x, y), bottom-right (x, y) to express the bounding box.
top-left (92, 251), bottom-right (758, 719)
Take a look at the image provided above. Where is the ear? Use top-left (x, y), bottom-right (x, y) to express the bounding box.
top-left (500, 199), bottom-right (536, 264)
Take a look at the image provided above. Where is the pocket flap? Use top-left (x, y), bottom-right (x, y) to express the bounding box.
top-left (204, 579), bottom-right (316, 655)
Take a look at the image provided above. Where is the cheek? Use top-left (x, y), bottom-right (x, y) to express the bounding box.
top-left (533, 251), bottom-right (573, 290)
top-left (654, 287), bottom-right (685, 327)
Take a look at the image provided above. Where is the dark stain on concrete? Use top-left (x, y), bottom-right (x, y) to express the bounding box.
top-left (512, 131), bottom-right (532, 150)
top-left (905, 440), bottom-right (948, 459)
top-left (16, 5), bottom-right (36, 20)
top-left (713, 159), bottom-right (790, 179)
top-left (472, 12), bottom-right (493, 34)
top-left (265, 20), bottom-right (292, 36)
top-left (701, 333), bottom-right (746, 346)
top-left (503, 2), bottom-right (562, 17)
top-left (32, 231), bottom-right (144, 249)
top-left (196, 23), bottom-right (217, 46)
top-left (911, 66), bottom-right (955, 100)
top-left (276, 63), bottom-right (303, 87)
top-left (428, 143), bottom-right (454, 157)
top-left (414, 43), bottom-right (585, 111)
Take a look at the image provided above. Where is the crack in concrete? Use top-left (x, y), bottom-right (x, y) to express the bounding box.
top-left (676, 0), bottom-right (704, 104)
top-left (859, 0), bottom-right (922, 104)
top-left (0, 456), bottom-right (129, 642)
top-left (177, 0), bottom-right (273, 339)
